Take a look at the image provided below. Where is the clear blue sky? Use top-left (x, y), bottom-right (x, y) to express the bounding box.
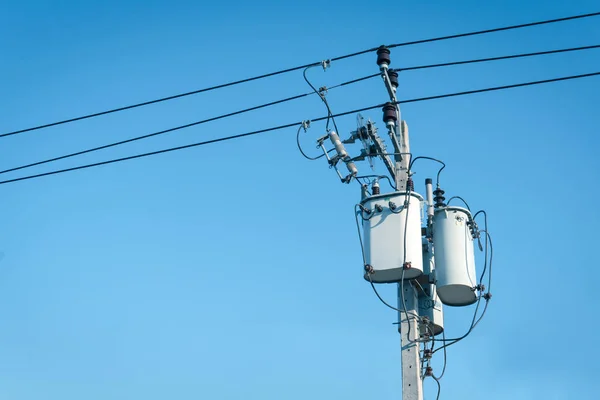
top-left (1, 1), bottom-right (599, 399)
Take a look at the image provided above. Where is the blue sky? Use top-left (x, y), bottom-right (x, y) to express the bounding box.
top-left (0, 1), bottom-right (599, 399)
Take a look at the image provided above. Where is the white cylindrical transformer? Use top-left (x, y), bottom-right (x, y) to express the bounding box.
top-left (361, 191), bottom-right (424, 283)
top-left (418, 239), bottom-right (443, 336)
top-left (432, 206), bottom-right (478, 306)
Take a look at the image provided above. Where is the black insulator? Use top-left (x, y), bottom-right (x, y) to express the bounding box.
top-left (382, 102), bottom-right (397, 124)
top-left (376, 46), bottom-right (391, 67)
top-left (407, 177), bottom-right (414, 191)
top-left (388, 70), bottom-right (399, 88)
top-left (433, 187), bottom-right (446, 208)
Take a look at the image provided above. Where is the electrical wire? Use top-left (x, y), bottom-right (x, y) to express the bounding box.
top-left (432, 229), bottom-right (493, 353)
top-left (4, 11), bottom-right (598, 137)
top-left (386, 11), bottom-right (600, 50)
top-left (355, 174), bottom-right (396, 190)
top-left (474, 211), bottom-right (490, 289)
top-left (0, 50), bottom-right (596, 176)
top-left (0, 72), bottom-right (379, 176)
top-left (395, 44), bottom-right (600, 73)
top-left (431, 376), bottom-right (442, 400)
top-left (296, 124), bottom-right (331, 160)
top-left (295, 43), bottom-right (600, 91)
top-left (303, 66), bottom-right (340, 134)
top-left (432, 329), bottom-right (448, 380)
top-left (446, 196), bottom-right (471, 211)
top-left (409, 156), bottom-right (446, 187)
top-left (1, 71), bottom-right (598, 186)
top-left (398, 71), bottom-right (600, 107)
top-left (0, 92), bottom-right (315, 176)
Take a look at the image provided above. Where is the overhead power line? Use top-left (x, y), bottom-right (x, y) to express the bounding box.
top-left (0, 74), bottom-right (372, 176)
top-left (2, 44), bottom-right (599, 176)
top-left (2, 10), bottom-right (599, 138)
top-left (0, 70), bottom-right (597, 186)
top-left (396, 44), bottom-right (600, 72)
top-left (342, 43), bottom-right (600, 86)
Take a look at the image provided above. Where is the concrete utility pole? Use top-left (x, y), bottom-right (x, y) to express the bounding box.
top-left (311, 45), bottom-right (490, 400)
top-left (377, 46), bottom-right (424, 400)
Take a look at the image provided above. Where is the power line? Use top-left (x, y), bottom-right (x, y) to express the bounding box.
top-left (3, 11), bottom-right (599, 138)
top-left (397, 44), bottom-right (600, 72)
top-left (301, 43), bottom-right (600, 86)
top-left (0, 91), bottom-right (313, 176)
top-left (0, 72), bottom-right (382, 176)
top-left (1, 71), bottom-right (597, 186)
top-left (387, 11), bottom-right (600, 50)
top-left (4, 44), bottom-right (599, 177)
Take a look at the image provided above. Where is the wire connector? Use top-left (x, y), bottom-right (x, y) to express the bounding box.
top-left (483, 292), bottom-right (492, 301)
top-left (473, 284), bottom-right (485, 292)
top-left (403, 261), bottom-right (412, 270)
top-left (364, 264), bottom-right (375, 274)
top-left (425, 367), bottom-right (433, 377)
top-left (359, 204), bottom-right (372, 215)
top-left (321, 59), bottom-right (331, 71)
top-left (301, 120), bottom-right (311, 131)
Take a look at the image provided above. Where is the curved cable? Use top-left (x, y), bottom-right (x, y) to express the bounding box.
top-left (446, 196), bottom-right (471, 211)
top-left (432, 229), bottom-right (493, 353)
top-left (4, 11), bottom-right (598, 137)
top-left (296, 124), bottom-right (330, 160)
top-left (432, 329), bottom-right (447, 380)
top-left (409, 156), bottom-right (446, 187)
top-left (303, 66), bottom-right (340, 134)
top-left (431, 376), bottom-right (441, 400)
top-left (355, 174), bottom-right (397, 190)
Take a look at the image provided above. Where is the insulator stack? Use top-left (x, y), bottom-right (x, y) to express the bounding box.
top-left (382, 102), bottom-right (397, 126)
top-left (376, 46), bottom-right (391, 69)
top-left (372, 180), bottom-right (380, 195)
top-left (433, 187), bottom-right (446, 208)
